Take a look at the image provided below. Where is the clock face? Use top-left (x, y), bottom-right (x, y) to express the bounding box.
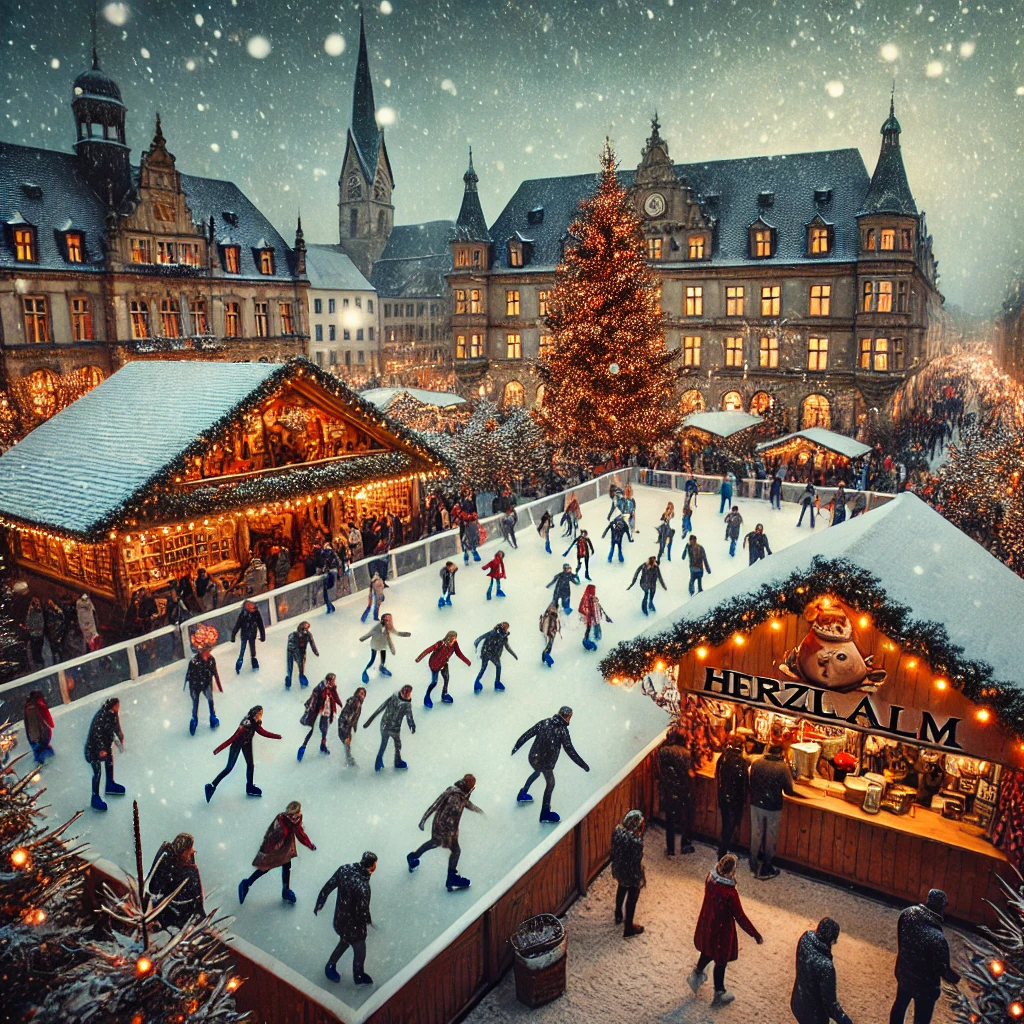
top-left (644, 192), bottom-right (666, 218)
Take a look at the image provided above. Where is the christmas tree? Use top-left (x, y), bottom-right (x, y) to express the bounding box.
top-left (535, 140), bottom-right (679, 467)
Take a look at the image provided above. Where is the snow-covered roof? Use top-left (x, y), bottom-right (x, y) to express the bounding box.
top-left (306, 245), bottom-right (375, 292)
top-left (756, 428), bottom-right (871, 460)
top-left (360, 387), bottom-right (467, 409)
top-left (681, 410), bottom-right (762, 438)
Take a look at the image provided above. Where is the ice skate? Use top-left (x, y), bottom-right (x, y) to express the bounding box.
top-left (374, 752), bottom-right (384, 772)
top-left (380, 666), bottom-right (392, 677)
top-left (446, 869), bottom-right (471, 892)
top-left (472, 550), bottom-right (481, 561)
top-left (582, 639), bottom-right (597, 651)
top-left (251, 658), bottom-right (259, 670)
top-left (394, 759), bottom-right (409, 770)
top-left (441, 692), bottom-right (454, 704)
top-left (320, 742), bottom-right (330, 755)
top-left (300, 674), bottom-right (309, 687)
top-left (281, 888), bottom-right (297, 904)
top-left (204, 783), bottom-right (215, 803)
top-left (189, 717), bottom-right (198, 736)
top-left (687, 969), bottom-right (707, 994)
top-left (517, 788), bottom-right (533, 803)
top-left (407, 852), bottom-right (420, 872)
top-left (711, 990), bottom-right (735, 1007)
top-left (209, 714), bottom-right (219, 729)
top-left (423, 694), bottom-right (434, 709)
top-left (437, 596), bottom-right (446, 608)
top-left (234, 658), bottom-right (243, 674)
top-left (246, 784), bottom-right (262, 797)
top-left (238, 879), bottom-right (250, 905)
top-left (354, 971), bottom-right (374, 986)
top-left (105, 780), bottom-right (125, 795)
top-left (494, 681), bottom-right (505, 691)
top-left (297, 745), bottom-right (306, 761)
top-left (496, 587), bottom-right (505, 597)
top-left (539, 809), bottom-right (560, 824)
top-left (542, 652), bottom-right (554, 667)
top-left (474, 679), bottom-right (483, 692)
top-left (324, 964), bottom-right (341, 983)
top-left (445, 595), bottom-right (452, 605)
top-left (91, 794), bottom-right (107, 811)
top-left (361, 669), bottom-right (370, 683)
top-left (285, 677), bottom-right (292, 689)
top-left (360, 606), bottom-right (370, 623)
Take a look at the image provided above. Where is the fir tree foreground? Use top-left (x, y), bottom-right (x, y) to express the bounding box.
top-left (536, 140), bottom-right (679, 468)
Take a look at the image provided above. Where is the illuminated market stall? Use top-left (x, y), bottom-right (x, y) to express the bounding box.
top-left (678, 410), bottom-right (763, 464)
top-left (756, 427), bottom-right (872, 476)
top-left (0, 359), bottom-right (449, 620)
top-left (601, 494), bottom-right (1024, 925)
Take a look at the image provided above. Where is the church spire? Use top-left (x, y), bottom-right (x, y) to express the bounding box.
top-left (454, 147), bottom-right (489, 242)
top-left (350, 9), bottom-right (381, 177)
top-left (860, 91), bottom-right (917, 216)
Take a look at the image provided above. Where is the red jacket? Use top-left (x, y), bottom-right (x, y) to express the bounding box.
top-left (214, 718), bottom-right (282, 755)
top-left (693, 871), bottom-right (759, 963)
top-left (482, 557), bottom-right (506, 580)
top-left (417, 639), bottom-right (472, 673)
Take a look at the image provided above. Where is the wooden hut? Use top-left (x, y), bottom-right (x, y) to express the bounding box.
top-left (756, 427), bottom-right (871, 476)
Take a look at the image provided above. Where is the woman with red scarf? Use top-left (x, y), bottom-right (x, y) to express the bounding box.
top-left (578, 584), bottom-right (613, 651)
top-left (481, 550), bottom-right (507, 600)
top-left (416, 631), bottom-right (472, 708)
top-left (238, 800), bottom-right (316, 906)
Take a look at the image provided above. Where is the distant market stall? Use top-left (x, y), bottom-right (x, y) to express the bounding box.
top-left (601, 494), bottom-right (1024, 925)
top-left (0, 358), bottom-right (449, 617)
top-left (359, 386), bottom-right (470, 433)
top-left (678, 410), bottom-right (763, 462)
top-left (756, 427), bottom-right (872, 475)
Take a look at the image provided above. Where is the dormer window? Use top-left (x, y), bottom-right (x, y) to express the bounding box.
top-left (223, 246), bottom-right (241, 274)
top-left (807, 217), bottom-right (832, 257)
top-left (130, 237), bottom-right (152, 264)
top-left (259, 248), bottom-right (275, 275)
top-left (65, 232), bottom-right (84, 263)
top-left (749, 218), bottom-right (775, 258)
top-left (862, 228), bottom-right (876, 252)
top-left (880, 228), bottom-right (896, 251)
top-left (13, 226), bottom-right (36, 262)
top-left (527, 206), bottom-right (544, 225)
top-left (509, 242), bottom-right (524, 268)
top-left (688, 235), bottom-right (707, 260)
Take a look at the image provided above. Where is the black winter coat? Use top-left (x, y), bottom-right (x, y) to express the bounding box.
top-left (790, 930), bottom-right (853, 1024)
top-left (419, 783), bottom-right (482, 847)
top-left (658, 744), bottom-right (693, 810)
top-left (231, 607), bottom-right (265, 643)
top-left (185, 654), bottom-right (220, 697)
top-left (363, 692), bottom-right (415, 735)
top-left (628, 563), bottom-right (666, 593)
top-left (337, 694), bottom-right (365, 740)
top-left (715, 748), bottom-right (750, 808)
top-left (474, 627), bottom-right (517, 663)
top-left (512, 715), bottom-right (589, 773)
top-left (602, 517), bottom-right (631, 542)
top-left (316, 863), bottom-right (373, 943)
top-left (439, 565), bottom-right (457, 594)
top-left (749, 752), bottom-right (796, 811)
top-left (546, 571), bottom-right (578, 602)
top-left (610, 825), bottom-right (645, 888)
top-left (83, 703), bottom-right (123, 764)
top-left (149, 843), bottom-right (205, 928)
top-left (744, 531), bottom-right (772, 558)
top-left (894, 904), bottom-right (959, 993)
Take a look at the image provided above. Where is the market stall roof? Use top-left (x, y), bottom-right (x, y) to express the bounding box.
top-left (0, 358), bottom-right (450, 540)
top-left (360, 387), bottom-right (467, 410)
top-left (680, 411), bottom-right (763, 438)
top-left (756, 428), bottom-right (871, 460)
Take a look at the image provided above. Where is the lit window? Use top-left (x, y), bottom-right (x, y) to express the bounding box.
top-left (473, 248), bottom-right (481, 264)
top-left (504, 381), bottom-right (526, 407)
top-left (506, 333), bottom-right (522, 359)
top-left (456, 335), bottom-right (466, 359)
top-left (685, 286), bottom-right (703, 317)
top-left (809, 284), bottom-right (831, 317)
top-left (224, 301), bottom-right (241, 338)
top-left (861, 280), bottom-right (878, 312)
top-left (22, 296), bottom-right (49, 343)
top-left (178, 243), bottom-right (200, 266)
top-left (722, 390), bottom-right (743, 411)
top-left (874, 337), bottom-right (889, 371)
top-left (156, 240), bottom-right (175, 264)
top-left (223, 246), bottom-right (240, 274)
top-left (315, 324), bottom-right (323, 342)
top-left (538, 290), bottom-right (550, 317)
top-left (470, 290), bottom-right (482, 313)
top-left (509, 244), bottom-right (523, 268)
top-left (65, 232), bottom-right (84, 263)
top-left (279, 302), bottom-right (295, 334)
top-left (683, 335), bottom-right (701, 367)
top-left (689, 235), bottom-right (706, 259)
top-left (750, 391), bottom-right (773, 414)
top-left (725, 336), bottom-right (744, 367)
top-left (807, 336), bottom-right (829, 371)
top-left (455, 289), bottom-right (467, 314)
top-left (897, 280), bottom-right (909, 312)
top-left (752, 228), bottom-right (773, 258)
top-left (761, 285), bottom-right (780, 317)
top-left (254, 301), bottom-right (268, 338)
top-left (14, 227), bottom-right (36, 262)
top-left (899, 228), bottom-right (912, 251)
top-left (259, 249), bottom-right (275, 275)
top-left (880, 229), bottom-right (896, 251)
top-left (160, 298), bottom-right (182, 337)
top-left (470, 334), bottom-right (483, 358)
top-left (456, 249), bottom-right (468, 267)
top-left (892, 337), bottom-right (905, 370)
top-left (539, 334), bottom-right (554, 358)
top-left (801, 394), bottom-right (831, 428)
top-left (726, 286), bottom-right (744, 317)
top-left (130, 238), bottom-right (152, 264)
top-left (647, 237), bottom-right (662, 260)
top-left (314, 298), bottom-right (322, 314)
top-left (680, 389), bottom-right (704, 415)
top-left (153, 202), bottom-right (175, 222)
top-left (862, 228), bottom-right (876, 252)
top-left (877, 280), bottom-right (893, 313)
top-left (506, 290), bottom-right (520, 316)
top-left (129, 299), bottom-right (150, 340)
top-left (859, 337), bottom-right (872, 369)
top-left (71, 297), bottom-right (93, 340)
top-left (758, 335), bottom-right (778, 368)
top-left (809, 225), bottom-right (830, 255)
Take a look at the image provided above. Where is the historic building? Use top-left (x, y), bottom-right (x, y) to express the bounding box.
top-left (997, 278), bottom-right (1024, 383)
top-left (0, 50), bottom-right (308, 441)
top-left (448, 102), bottom-right (943, 431)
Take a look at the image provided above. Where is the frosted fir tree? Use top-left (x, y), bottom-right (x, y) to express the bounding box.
top-left (536, 139), bottom-right (679, 467)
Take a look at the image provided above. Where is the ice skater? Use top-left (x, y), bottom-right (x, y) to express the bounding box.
top-left (359, 612), bottom-right (411, 682)
top-left (23, 690), bottom-right (54, 764)
top-left (512, 705), bottom-right (590, 824)
top-left (560, 493), bottom-right (581, 539)
top-left (481, 550), bottom-right (507, 600)
top-left (320, 542), bottom-right (342, 614)
top-left (602, 513), bottom-right (632, 563)
top-left (417, 631), bottom-right (472, 707)
top-left (681, 492), bottom-right (695, 540)
top-left (205, 705), bottom-right (281, 802)
top-left (84, 697), bottom-right (125, 812)
top-left (743, 524), bottom-right (772, 565)
top-left (473, 622), bottom-right (517, 692)
top-left (536, 509), bottom-right (554, 553)
top-left (457, 506), bottom-right (482, 564)
top-left (360, 571), bottom-right (387, 623)
top-left (797, 483), bottom-right (816, 528)
top-left (627, 555), bottom-right (667, 616)
top-left (231, 599), bottom-right (265, 673)
top-left (238, 800), bottom-right (316, 906)
top-left (563, 529), bottom-right (594, 579)
top-left (184, 645), bottom-right (222, 735)
top-left (769, 474), bottom-right (783, 510)
top-left (284, 621), bottom-right (319, 689)
top-left (621, 484), bottom-right (637, 532)
top-left (148, 832), bottom-right (205, 929)
top-left (578, 584), bottom-right (612, 650)
top-left (499, 509), bottom-right (518, 549)
top-left (684, 474), bottom-right (699, 507)
top-left (539, 603), bottom-right (561, 667)
top-left (336, 686), bottom-right (367, 766)
top-left (407, 774), bottom-right (484, 892)
top-left (297, 673), bottom-right (342, 761)
top-left (719, 472), bottom-right (736, 514)
top-left (315, 851), bottom-right (377, 986)
top-left (686, 535), bottom-right (712, 595)
top-left (656, 518), bottom-right (675, 563)
top-left (438, 560), bottom-right (458, 608)
top-left (724, 506), bottom-right (743, 557)
top-left (611, 809), bottom-right (647, 938)
top-left (363, 685), bottom-right (416, 771)
top-left (546, 563), bottom-right (579, 614)
top-left (826, 483), bottom-right (847, 527)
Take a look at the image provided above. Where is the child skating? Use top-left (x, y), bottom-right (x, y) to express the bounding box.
top-left (184, 645), bottom-right (222, 735)
top-left (407, 774), bottom-right (484, 892)
top-left (438, 561), bottom-right (458, 608)
top-left (285, 620), bottom-right (319, 688)
top-left (560, 493), bottom-right (581, 539)
top-left (473, 622), bottom-right (517, 692)
top-left (359, 613), bottom-right (411, 682)
top-left (238, 800), bottom-right (316, 906)
top-left (205, 705), bottom-right (281, 802)
top-left (297, 673), bottom-right (343, 760)
top-left (363, 685), bottom-right (416, 771)
top-left (481, 550), bottom-right (507, 600)
top-left (336, 686), bottom-right (367, 767)
top-left (578, 584), bottom-right (612, 650)
top-left (539, 603), bottom-right (561, 667)
top-left (417, 631), bottom-right (472, 707)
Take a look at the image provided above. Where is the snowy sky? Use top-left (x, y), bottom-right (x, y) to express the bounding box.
top-left (2, 0), bottom-right (1023, 315)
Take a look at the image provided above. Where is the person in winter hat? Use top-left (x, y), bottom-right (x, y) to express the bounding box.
top-left (481, 550), bottom-right (507, 600)
top-left (611, 809), bottom-right (647, 937)
top-left (689, 853), bottom-right (763, 1007)
top-left (337, 686), bottom-right (367, 766)
top-left (438, 561), bottom-right (458, 609)
top-left (320, 543), bottom-right (342, 614)
top-left (76, 593), bottom-right (100, 650)
top-left (359, 613), bottom-right (411, 682)
top-left (184, 646), bottom-right (223, 736)
top-left (656, 518), bottom-right (676, 563)
top-left (658, 729), bottom-right (695, 856)
top-left (560, 493), bottom-right (582, 539)
top-left (284, 621), bottom-right (319, 689)
top-left (473, 622), bottom-right (517, 692)
top-left (205, 706), bottom-right (281, 802)
top-left (724, 506), bottom-right (743, 557)
top-left (797, 482), bottom-right (817, 528)
top-left (239, 800), bottom-right (316, 906)
top-left (457, 506), bottom-right (482, 564)
top-left (715, 734), bottom-right (750, 858)
top-left (417, 631), bottom-right (472, 708)
top-left (536, 510), bottom-right (554, 554)
top-left (316, 851), bottom-right (377, 986)
top-left (602, 514), bottom-right (633, 564)
top-left (538, 603), bottom-right (561, 667)
top-left (686, 535), bottom-right (712, 595)
top-left (231, 600), bottom-right (265, 673)
top-left (360, 572), bottom-right (387, 624)
top-left (298, 673), bottom-right (343, 761)
top-left (499, 510), bottom-right (518, 549)
top-left (363, 685), bottom-right (416, 771)
top-left (749, 741), bottom-right (805, 879)
top-left (578, 584), bottom-right (612, 651)
top-left (627, 556), bottom-right (667, 616)
top-left (84, 697), bottom-right (125, 812)
top-left (791, 917), bottom-right (854, 1024)
top-left (512, 706), bottom-right (590, 824)
top-left (743, 524), bottom-right (772, 566)
top-left (23, 690), bottom-right (54, 764)
top-left (546, 564), bottom-right (580, 614)
top-left (149, 832), bottom-right (205, 930)
top-left (407, 774), bottom-right (484, 892)
top-left (889, 889), bottom-right (960, 1024)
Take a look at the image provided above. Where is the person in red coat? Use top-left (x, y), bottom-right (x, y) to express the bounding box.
top-left (481, 551), bottom-right (507, 600)
top-left (416, 631), bottom-right (472, 708)
top-left (689, 853), bottom-right (763, 1007)
top-left (204, 705), bottom-right (281, 802)
top-left (238, 800), bottom-right (316, 906)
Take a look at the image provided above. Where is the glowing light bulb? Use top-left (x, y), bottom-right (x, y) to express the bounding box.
top-left (858, 615), bottom-right (870, 628)
top-left (695, 647), bottom-right (708, 660)
top-left (934, 678), bottom-right (948, 691)
top-left (770, 620), bottom-right (781, 631)
top-left (907, 659), bottom-right (917, 669)
top-left (989, 959), bottom-right (1005, 976)
top-left (976, 708), bottom-right (991, 723)
top-left (11, 847), bottom-right (29, 868)
top-left (136, 956), bottom-right (153, 976)
top-left (733, 634), bottom-right (745, 646)
top-left (226, 976), bottom-right (242, 992)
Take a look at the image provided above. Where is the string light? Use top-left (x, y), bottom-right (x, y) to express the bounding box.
top-left (990, 959), bottom-right (1006, 977)
top-left (11, 847), bottom-right (30, 868)
top-left (136, 955), bottom-right (154, 976)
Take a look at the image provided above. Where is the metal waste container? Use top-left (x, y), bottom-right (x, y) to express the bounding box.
top-left (510, 913), bottom-right (567, 1008)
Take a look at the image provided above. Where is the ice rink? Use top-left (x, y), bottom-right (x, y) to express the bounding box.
top-left (19, 484), bottom-right (823, 1021)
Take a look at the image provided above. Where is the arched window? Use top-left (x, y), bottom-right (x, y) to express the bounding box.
top-left (721, 390), bottom-right (744, 412)
top-left (534, 384), bottom-right (546, 408)
top-left (503, 380), bottom-right (526, 408)
top-left (749, 391), bottom-right (773, 415)
top-left (349, 208), bottom-right (358, 238)
top-left (680, 389), bottom-right (705, 415)
top-left (801, 394), bottom-right (831, 429)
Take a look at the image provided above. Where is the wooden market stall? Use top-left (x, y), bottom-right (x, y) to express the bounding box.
top-left (679, 410), bottom-right (763, 468)
top-left (601, 493), bottom-right (1024, 926)
top-left (756, 427), bottom-right (871, 477)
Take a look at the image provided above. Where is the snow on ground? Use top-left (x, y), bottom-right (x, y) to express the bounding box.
top-left (466, 826), bottom-right (961, 1024)
top-left (22, 486), bottom-right (820, 1021)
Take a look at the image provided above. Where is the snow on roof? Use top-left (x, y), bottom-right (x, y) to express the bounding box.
top-left (756, 428), bottom-right (871, 460)
top-left (360, 387), bottom-right (467, 409)
top-left (637, 493), bottom-right (1024, 690)
top-left (305, 245), bottom-right (375, 292)
top-left (681, 410), bottom-right (762, 438)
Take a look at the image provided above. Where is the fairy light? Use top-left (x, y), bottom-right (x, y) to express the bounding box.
top-left (990, 959), bottom-right (1006, 977)
top-left (135, 955), bottom-right (153, 976)
top-left (977, 708), bottom-right (991, 723)
top-left (11, 847), bottom-right (30, 869)
top-left (226, 976), bottom-right (242, 992)
top-left (934, 678), bottom-right (948, 691)
top-left (695, 646), bottom-right (708, 659)
top-left (770, 620), bottom-right (781, 631)
top-left (732, 634), bottom-right (745, 646)
top-left (907, 659), bottom-right (918, 669)
top-left (1010, 1001), bottom-right (1024, 1019)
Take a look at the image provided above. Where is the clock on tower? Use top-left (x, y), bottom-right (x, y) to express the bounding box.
top-left (644, 192), bottom-right (666, 218)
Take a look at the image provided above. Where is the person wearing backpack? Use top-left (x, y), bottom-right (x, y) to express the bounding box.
top-left (715, 735), bottom-right (750, 858)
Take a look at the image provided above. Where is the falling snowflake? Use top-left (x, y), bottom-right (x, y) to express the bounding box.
top-left (377, 105), bottom-right (397, 126)
top-left (324, 33), bottom-right (345, 56)
top-left (880, 42), bottom-right (899, 62)
top-left (825, 80), bottom-right (844, 98)
top-left (102, 2), bottom-right (130, 26)
top-left (380, 0), bottom-right (393, 12)
top-left (246, 35), bottom-right (271, 59)
top-left (441, 78), bottom-right (457, 95)
top-left (926, 60), bottom-right (943, 78)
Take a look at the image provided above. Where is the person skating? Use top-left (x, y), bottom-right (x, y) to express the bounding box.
top-left (457, 505), bottom-right (482, 564)
top-left (362, 685), bottom-right (416, 771)
top-left (743, 524), bottom-right (772, 565)
top-left (231, 600), bottom-right (265, 673)
top-left (686, 535), bottom-right (712, 595)
top-left (337, 686), bottom-right (367, 767)
top-left (602, 514), bottom-right (633, 563)
top-left (359, 613), bottom-right (411, 682)
top-left (205, 705), bottom-right (281, 802)
top-left (184, 646), bottom-right (222, 736)
top-left (827, 483), bottom-right (848, 527)
top-left (684, 474), bottom-right (699, 507)
top-left (407, 774), bottom-right (484, 891)
top-left (658, 729), bottom-right (695, 855)
top-left (681, 492), bottom-right (695, 540)
top-left (238, 800), bottom-right (316, 906)
top-left (438, 561), bottom-right (458, 608)
top-left (499, 510), bottom-right (518, 549)
top-left (850, 490), bottom-right (868, 519)
top-left (284, 621), bottom-right (319, 689)
top-left (84, 697), bottom-right (125, 812)
top-left (610, 809), bottom-right (647, 937)
top-left (621, 484), bottom-right (637, 533)
top-left (417, 631), bottom-right (472, 707)
top-left (320, 542), bottom-right (342, 614)
top-left (627, 556), bottom-right (667, 616)
top-left (791, 918), bottom-right (854, 1024)
top-left (724, 506), bottom-right (743, 557)
top-left (578, 584), bottom-right (612, 651)
top-left (564, 529), bottom-right (595, 579)
top-left (769, 474), bottom-right (783, 510)
top-left (473, 622), bottom-right (517, 692)
top-left (298, 673), bottom-right (343, 761)
top-left (546, 563), bottom-right (580, 614)
top-left (797, 483), bottom-right (817, 528)
top-left (656, 518), bottom-right (676, 563)
top-left (718, 472), bottom-right (736, 515)
top-left (512, 706), bottom-right (590, 824)
top-left (688, 853), bottom-right (763, 1007)
top-left (715, 734), bottom-right (750, 858)
top-left (316, 851), bottom-right (377, 986)
top-left (889, 889), bottom-right (960, 1024)
top-left (560, 493), bottom-right (582, 540)
top-left (360, 572), bottom-right (387, 624)
top-left (749, 739), bottom-right (805, 878)
top-left (23, 690), bottom-right (54, 763)
top-left (536, 509), bottom-right (554, 554)
top-left (539, 603), bottom-right (561, 667)
top-left (481, 550), bottom-right (507, 600)
top-left (149, 832), bottom-right (205, 929)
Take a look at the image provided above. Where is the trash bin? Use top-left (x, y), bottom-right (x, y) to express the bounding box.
top-left (511, 913), bottom-right (567, 1008)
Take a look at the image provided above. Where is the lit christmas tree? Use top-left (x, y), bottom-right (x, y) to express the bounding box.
top-left (536, 140), bottom-right (679, 467)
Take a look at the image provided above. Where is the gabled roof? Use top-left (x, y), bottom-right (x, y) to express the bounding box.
top-left (756, 428), bottom-right (871, 460)
top-left (681, 410), bottom-right (762, 438)
top-left (360, 387), bottom-right (467, 409)
top-left (372, 221), bottom-right (455, 299)
top-left (306, 244), bottom-right (375, 292)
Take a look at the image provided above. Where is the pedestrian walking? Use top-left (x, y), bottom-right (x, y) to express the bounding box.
top-left (336, 686), bottom-right (367, 767)
top-left (297, 673), bottom-right (343, 761)
top-left (610, 809), bottom-right (647, 937)
top-left (791, 918), bottom-right (854, 1024)
top-left (205, 706), bottom-right (281, 802)
top-left (473, 622), bottom-right (517, 692)
top-left (749, 740), bottom-right (805, 878)
top-left (407, 773), bottom-right (484, 891)
top-left (438, 560), bottom-right (458, 608)
top-left (827, 483), bottom-right (848, 527)
top-left (24, 597), bottom-right (46, 668)
top-left (602, 514), bottom-right (633, 563)
top-left (536, 510), bottom-right (554, 554)
top-left (481, 550), bottom-right (507, 600)
top-left (359, 613), bottom-right (410, 682)
top-left (724, 506), bottom-right (743, 557)
top-left (316, 851), bottom-right (377, 986)
top-left (230, 600), bottom-right (265, 674)
top-left (797, 483), bottom-right (817, 528)
top-left (362, 685), bottom-right (416, 771)
top-left (743, 524), bottom-right (772, 565)
top-left (715, 734), bottom-right (750, 858)
top-left (578, 584), bottom-right (612, 651)
top-left (84, 697), bottom-right (125, 812)
top-left (539, 603), bottom-right (561, 667)
top-left (417, 631), bottom-right (472, 707)
top-left (512, 706), bottom-right (590, 824)
top-left (889, 889), bottom-right (960, 1024)
top-left (546, 563), bottom-right (580, 614)
top-left (238, 801), bottom-right (316, 906)
top-left (686, 535), bottom-right (711, 595)
top-left (149, 832), bottom-right (205, 929)
top-left (23, 690), bottom-right (54, 764)
top-left (658, 729), bottom-right (695, 855)
top-left (184, 646), bottom-right (222, 736)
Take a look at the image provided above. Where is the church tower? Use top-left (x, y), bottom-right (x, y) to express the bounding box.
top-left (337, 12), bottom-right (394, 279)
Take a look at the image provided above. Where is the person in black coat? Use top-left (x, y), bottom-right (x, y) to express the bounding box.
top-left (890, 889), bottom-right (960, 1024)
top-left (658, 729), bottom-right (695, 856)
top-left (610, 809), bottom-right (646, 938)
top-left (627, 556), bottom-right (667, 616)
top-left (545, 564), bottom-right (580, 614)
top-left (715, 735), bottom-right (750, 858)
top-left (84, 697), bottom-right (125, 812)
top-left (315, 851), bottom-right (377, 986)
top-left (204, 706), bottom-right (281, 802)
top-left (472, 622), bottom-right (518, 692)
top-left (184, 648), bottom-right (222, 736)
top-left (742, 524), bottom-right (772, 565)
top-left (791, 918), bottom-right (854, 1024)
top-left (602, 514), bottom-right (632, 563)
top-left (230, 600), bottom-right (265, 673)
top-left (512, 706), bottom-right (590, 824)
top-left (149, 832), bottom-right (205, 929)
